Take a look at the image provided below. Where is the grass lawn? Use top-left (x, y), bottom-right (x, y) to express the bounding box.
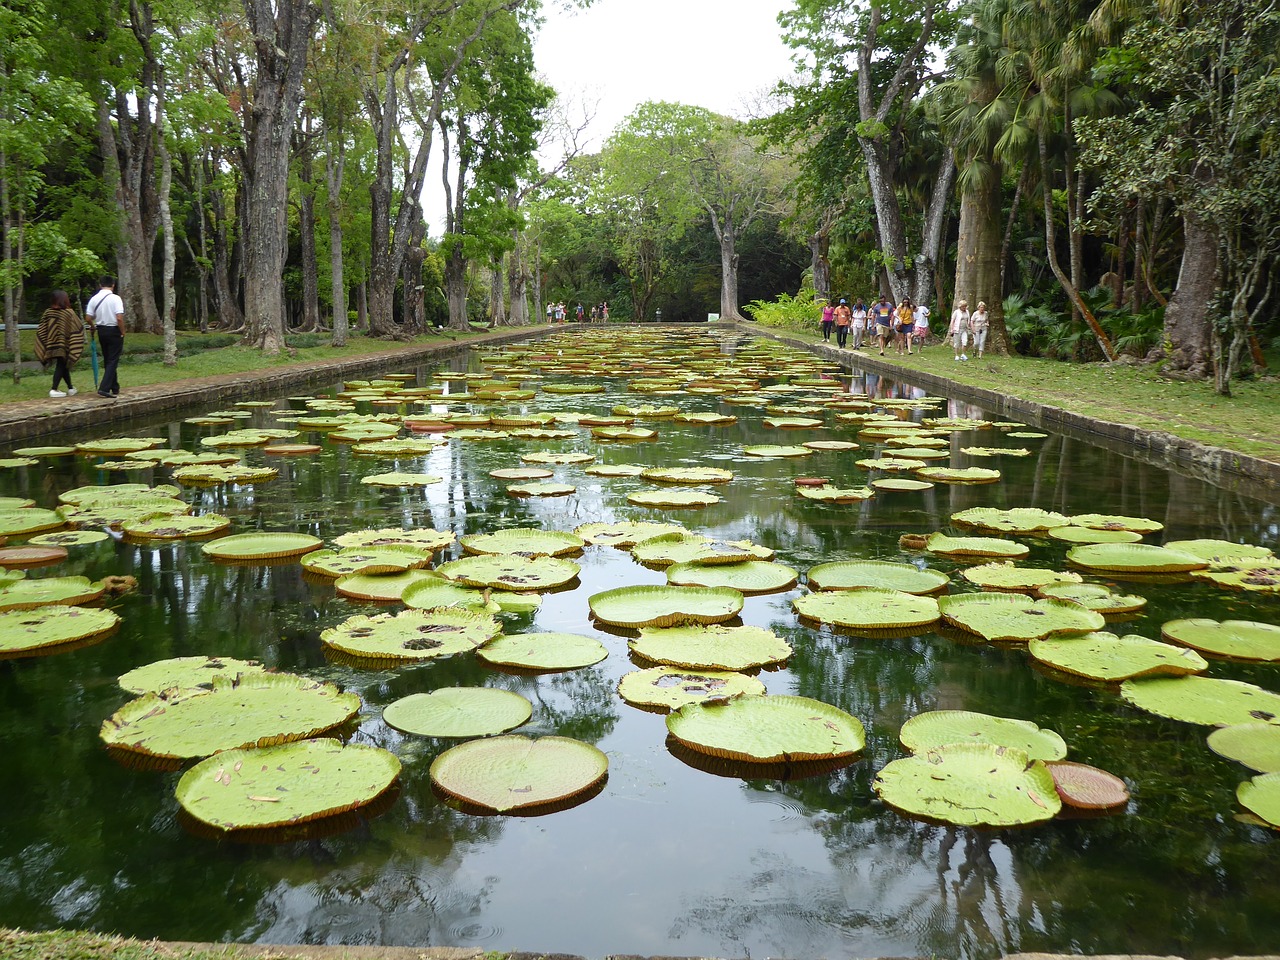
top-left (0, 331), bottom-right (486, 405)
top-left (760, 325), bottom-right (1280, 463)
top-left (0, 929), bottom-right (496, 959)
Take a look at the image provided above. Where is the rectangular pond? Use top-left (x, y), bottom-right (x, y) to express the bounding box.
top-left (0, 327), bottom-right (1277, 959)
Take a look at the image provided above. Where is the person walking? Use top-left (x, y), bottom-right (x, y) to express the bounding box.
top-left (873, 295), bottom-right (894, 355)
top-left (820, 300), bottom-right (835, 342)
top-left (833, 299), bottom-right (851, 348)
top-left (970, 301), bottom-right (990, 358)
top-left (35, 290), bottom-right (86, 397)
top-left (949, 300), bottom-right (972, 360)
top-left (913, 301), bottom-right (931, 350)
top-left (85, 275), bottom-right (125, 397)
top-left (851, 298), bottom-right (868, 350)
top-left (575, 302), bottom-right (585, 323)
top-left (895, 297), bottom-right (915, 355)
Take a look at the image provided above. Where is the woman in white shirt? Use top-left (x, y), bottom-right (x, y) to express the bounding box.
top-left (970, 301), bottom-right (990, 358)
top-left (948, 300), bottom-right (971, 361)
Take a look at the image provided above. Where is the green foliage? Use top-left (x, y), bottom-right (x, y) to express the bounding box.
top-left (743, 290), bottom-right (820, 331)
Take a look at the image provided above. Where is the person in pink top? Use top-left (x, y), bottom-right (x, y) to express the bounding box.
top-left (820, 301), bottom-right (835, 341)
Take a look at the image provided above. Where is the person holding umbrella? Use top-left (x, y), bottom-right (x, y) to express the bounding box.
top-left (34, 291), bottom-right (86, 397)
top-left (85, 276), bottom-right (125, 397)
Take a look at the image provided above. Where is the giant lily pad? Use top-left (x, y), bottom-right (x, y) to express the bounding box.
top-left (632, 533), bottom-right (773, 567)
top-left (122, 513), bottom-right (232, 540)
top-left (806, 560), bottom-right (948, 595)
top-left (28, 530), bottom-right (111, 547)
top-left (1029, 632), bottom-right (1209, 682)
top-left (461, 528), bottom-right (585, 557)
top-left (950, 507), bottom-right (1070, 533)
top-left (627, 490), bottom-right (721, 508)
top-left (507, 481), bottom-right (577, 497)
top-left (873, 744), bottom-right (1060, 827)
top-left (1034, 582), bottom-right (1148, 614)
top-left (322, 608), bottom-right (501, 662)
top-left (332, 527), bottom-right (454, 553)
top-left (618, 667), bottom-right (765, 712)
top-left (1192, 560), bottom-right (1280, 593)
top-left (666, 560), bottom-right (798, 595)
top-left (1069, 513), bottom-right (1164, 533)
top-left (1046, 525), bottom-right (1144, 545)
top-left (301, 546), bottom-right (434, 578)
top-left (118, 655), bottom-right (270, 695)
top-left (796, 485), bottom-right (874, 503)
top-left (1066, 543), bottom-right (1207, 574)
top-left (429, 735), bottom-right (608, 813)
top-left (172, 464), bottom-right (279, 486)
top-left (360, 472), bottom-right (444, 487)
top-left (899, 710), bottom-right (1068, 760)
top-left (1163, 539), bottom-right (1274, 564)
top-left (742, 444), bottom-right (813, 458)
top-left (400, 578), bottom-right (528, 614)
top-left (641, 467), bottom-right (734, 484)
top-left (1207, 724), bottom-right (1280, 773)
top-left (667, 695), bottom-right (864, 763)
top-left (575, 520), bottom-right (687, 547)
top-left (383, 688), bottom-right (532, 738)
top-left (175, 739), bottom-right (400, 833)
top-left (793, 588), bottom-right (940, 631)
top-left (0, 575), bottom-right (106, 611)
top-left (477, 632), bottom-right (608, 671)
top-left (938, 593), bottom-right (1104, 642)
top-left (630, 624), bottom-right (791, 671)
top-left (490, 467), bottom-right (555, 481)
top-left (203, 532), bottom-right (322, 561)
top-left (589, 584), bottom-right (743, 628)
top-left (913, 466), bottom-right (1002, 484)
top-left (1045, 761), bottom-right (1130, 810)
top-left (519, 451), bottom-right (595, 465)
top-left (436, 555), bottom-right (580, 591)
top-left (0, 509), bottom-right (65, 537)
top-left (1160, 619), bottom-right (1280, 662)
top-left (334, 569), bottom-right (441, 603)
top-left (0, 545), bottom-right (67, 568)
top-left (0, 605), bottom-right (120, 658)
top-left (100, 673), bottom-right (361, 765)
top-left (1119, 676), bottom-right (1280, 726)
top-left (920, 534), bottom-right (1029, 560)
top-left (960, 562), bottom-right (1084, 592)
top-left (1237, 773), bottom-right (1280, 829)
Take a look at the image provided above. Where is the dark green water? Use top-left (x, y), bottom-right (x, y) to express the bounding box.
top-left (1, 329), bottom-right (1277, 959)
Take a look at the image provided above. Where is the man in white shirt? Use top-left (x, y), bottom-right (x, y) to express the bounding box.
top-left (85, 276), bottom-right (125, 397)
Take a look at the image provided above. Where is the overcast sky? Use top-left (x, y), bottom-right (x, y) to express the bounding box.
top-left (533, 0), bottom-right (796, 149)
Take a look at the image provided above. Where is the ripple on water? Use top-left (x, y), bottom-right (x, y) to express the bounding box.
top-left (746, 789), bottom-right (808, 821)
top-left (448, 920), bottom-right (503, 943)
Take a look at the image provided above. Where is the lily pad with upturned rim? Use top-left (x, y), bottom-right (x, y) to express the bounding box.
top-left (0, 509), bottom-right (66, 537)
top-left (334, 569), bottom-right (442, 603)
top-left (429, 735), bottom-right (608, 814)
top-left (627, 490), bottom-right (722, 509)
top-left (1192, 561), bottom-right (1280, 592)
top-left (950, 507), bottom-right (1071, 533)
top-left (806, 560), bottom-right (948, 595)
top-left (382, 688), bottom-right (532, 738)
top-left (118, 655), bottom-right (270, 695)
top-left (1046, 525), bottom-right (1144, 545)
top-left (898, 710), bottom-right (1068, 760)
top-left (1119, 675), bottom-right (1280, 726)
top-left (960, 562), bottom-right (1084, 593)
top-left (921, 534), bottom-right (1030, 560)
top-left (0, 604), bottom-right (120, 658)
top-left (914, 466), bottom-right (1002, 484)
top-left (873, 743), bottom-right (1060, 827)
top-left (1159, 619), bottom-right (1280, 662)
top-left (301, 546), bottom-right (434, 578)
top-left (872, 478), bottom-right (934, 493)
top-left (666, 695), bottom-right (865, 763)
top-left (666, 560), bottom-right (799, 595)
top-left (618, 667), bottom-right (766, 713)
top-left (123, 513), bottom-right (232, 540)
top-left (28, 530), bottom-right (111, 547)
top-left (742, 444), bottom-right (813, 458)
top-left (630, 624), bottom-right (791, 671)
top-left (796, 485), bottom-right (875, 503)
top-left (575, 521), bottom-right (687, 546)
top-left (1207, 723), bottom-right (1280, 773)
top-left (0, 545), bottom-right (67, 568)
top-left (589, 584), bottom-right (743, 628)
top-left (321, 607), bottom-right (501, 662)
top-left (332, 527), bottom-right (454, 553)
top-left (1033, 582), bottom-right (1147, 614)
top-left (1069, 513), bottom-right (1164, 533)
top-left (489, 467), bottom-right (555, 481)
top-left (175, 739), bottom-right (400, 833)
top-left (1044, 761), bottom-right (1130, 810)
top-left (1162, 539), bottom-right (1274, 564)
top-left (0, 575), bottom-right (106, 611)
top-left (360, 472), bottom-right (443, 488)
top-left (460, 528), bottom-right (586, 557)
top-left (631, 533), bottom-right (773, 567)
top-left (507, 481), bottom-right (577, 497)
top-left (640, 467), bottom-right (734, 485)
top-left (1029, 632), bottom-right (1209, 681)
top-left (1237, 773), bottom-right (1280, 829)
top-left (793, 588), bottom-right (940, 631)
top-left (203, 532), bottom-right (322, 561)
top-left (938, 593), bottom-right (1105, 642)
top-left (477, 632), bottom-right (608, 671)
top-left (1066, 543), bottom-right (1207, 574)
top-left (436, 554), bottom-right (580, 591)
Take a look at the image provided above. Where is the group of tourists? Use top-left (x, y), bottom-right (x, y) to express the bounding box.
top-left (819, 294), bottom-right (990, 361)
top-left (34, 275), bottom-right (125, 400)
top-left (820, 295), bottom-right (931, 355)
top-left (546, 301), bottom-right (608, 323)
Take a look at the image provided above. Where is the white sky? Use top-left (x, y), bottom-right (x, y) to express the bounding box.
top-left (533, 0), bottom-right (796, 149)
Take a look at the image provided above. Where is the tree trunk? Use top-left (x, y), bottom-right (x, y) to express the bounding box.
top-left (719, 228), bottom-right (742, 321)
top-left (156, 73), bottom-right (177, 364)
top-left (326, 141), bottom-right (347, 346)
top-left (506, 240), bottom-right (527, 325)
top-left (1, 140), bottom-right (16, 359)
top-left (954, 160), bottom-right (1007, 354)
top-left (490, 255), bottom-right (506, 324)
top-left (403, 242), bottom-right (426, 334)
top-left (445, 243), bottom-right (468, 330)
top-left (297, 127), bottom-right (320, 334)
top-left (356, 281), bottom-right (367, 333)
top-left (1160, 211), bottom-right (1217, 379)
top-left (531, 236), bottom-right (542, 325)
top-left (208, 176), bottom-right (243, 331)
top-left (809, 227), bottom-right (831, 303)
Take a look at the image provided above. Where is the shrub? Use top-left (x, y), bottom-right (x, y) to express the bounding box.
top-left (743, 291), bottom-right (820, 332)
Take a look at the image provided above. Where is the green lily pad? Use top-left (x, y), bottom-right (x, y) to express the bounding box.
top-left (0, 497), bottom-right (34, 509)
top-left (632, 533), bottom-right (773, 567)
top-left (796, 485), bottom-right (875, 503)
top-left (58, 483), bottom-right (182, 505)
top-left (857, 457), bottom-right (927, 472)
top-left (383, 688), bottom-right (532, 738)
top-left (489, 467), bottom-right (555, 480)
top-left (1066, 543), bottom-right (1207, 574)
top-left (301, 546), bottom-right (434, 578)
top-left (627, 490), bottom-right (722, 508)
top-left (461, 528), bottom-right (586, 557)
top-left (613, 404), bottom-right (679, 418)
top-left (1007, 431), bottom-right (1047, 439)
top-left (592, 426), bottom-right (658, 441)
top-left (1237, 773), bottom-right (1280, 829)
top-left (793, 588), bottom-right (940, 631)
top-left (575, 521), bottom-right (687, 546)
top-left (914, 466), bottom-right (1002, 484)
top-left (359, 472), bottom-right (444, 487)
top-left (1120, 676), bottom-right (1280, 726)
top-left (76, 438), bottom-right (165, 455)
top-left (400, 577), bottom-right (535, 614)
top-left (640, 467), bottom-right (734, 484)
top-left (0, 545), bottom-right (66, 568)
top-left (175, 739), bottom-right (400, 832)
top-left (762, 417), bottom-right (824, 429)
top-left (332, 527), bottom-right (454, 552)
top-left (1030, 631), bottom-right (1209, 681)
top-left (0, 604), bottom-right (120, 658)
top-left (960, 562), bottom-right (1084, 592)
top-left (742, 444), bottom-right (813, 458)
top-left (951, 507), bottom-right (1071, 533)
top-left (802, 440), bottom-right (858, 451)
top-left (666, 560), bottom-right (798, 595)
top-left (334, 569), bottom-right (441, 603)
top-left (960, 446), bottom-right (1031, 457)
top-left (1192, 561), bottom-right (1280, 593)
top-left (0, 458), bottom-right (39, 468)
top-left (899, 710), bottom-right (1068, 760)
top-left (1069, 513), bottom-right (1164, 533)
top-left (172, 464), bottom-right (279, 486)
top-left (1034, 582), bottom-right (1148, 614)
top-left (321, 607), bottom-right (501, 662)
top-left (27, 530), bottom-right (111, 547)
top-left (675, 411), bottom-right (737, 425)
top-left (123, 513), bottom-right (232, 540)
top-left (871, 478), bottom-right (935, 492)
top-left (507, 481), bottom-right (577, 497)
top-left (583, 464), bottom-right (647, 477)
top-left (519, 451), bottom-right (595, 465)
top-left (0, 509), bottom-right (66, 537)
top-left (100, 673), bottom-right (361, 765)
top-left (1207, 724), bottom-right (1280, 773)
top-left (1160, 619), bottom-right (1280, 662)
top-left (921, 533), bottom-right (1030, 560)
top-left (12, 445), bottom-right (76, 458)
top-left (1162, 539), bottom-right (1274, 564)
top-left (436, 555), bottom-right (580, 591)
top-left (118, 655), bottom-right (270, 694)
top-left (477, 632), bottom-right (608, 671)
top-left (889, 447), bottom-right (950, 460)
top-left (429, 735), bottom-right (608, 813)
top-left (618, 667), bottom-right (765, 713)
top-left (589, 584), bottom-right (744, 628)
top-left (807, 560), bottom-right (949, 595)
top-left (631, 624), bottom-right (791, 671)
top-left (667, 695), bottom-right (865, 763)
top-left (874, 744), bottom-right (1061, 827)
top-left (939, 593), bottom-right (1105, 641)
top-left (203, 532), bottom-right (322, 561)
top-left (352, 438), bottom-right (445, 456)
top-left (0, 575), bottom-right (106, 611)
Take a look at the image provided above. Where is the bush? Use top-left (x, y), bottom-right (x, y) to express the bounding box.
top-left (743, 291), bottom-right (820, 332)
